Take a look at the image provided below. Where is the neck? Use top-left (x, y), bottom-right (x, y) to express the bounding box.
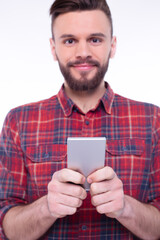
top-left (64, 81), bottom-right (106, 114)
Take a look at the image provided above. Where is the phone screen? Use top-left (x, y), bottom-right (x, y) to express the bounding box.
top-left (67, 137), bottom-right (106, 191)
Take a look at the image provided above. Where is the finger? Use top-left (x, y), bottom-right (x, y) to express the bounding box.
top-left (48, 181), bottom-right (87, 200)
top-left (91, 187), bottom-right (123, 207)
top-left (90, 181), bottom-right (111, 196)
top-left (95, 199), bottom-right (124, 217)
top-left (90, 176), bottom-right (123, 196)
top-left (56, 193), bottom-right (83, 208)
top-left (91, 191), bottom-right (111, 207)
top-left (48, 198), bottom-right (77, 218)
top-left (53, 168), bottom-right (85, 185)
top-left (87, 166), bottom-right (115, 184)
top-left (63, 182), bottom-right (87, 200)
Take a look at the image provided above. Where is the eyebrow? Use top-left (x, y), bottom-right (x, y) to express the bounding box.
top-left (90, 33), bottom-right (107, 38)
top-left (60, 34), bottom-right (75, 39)
top-left (59, 33), bottom-right (107, 39)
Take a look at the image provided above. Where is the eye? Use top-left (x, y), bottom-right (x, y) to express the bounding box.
top-left (90, 38), bottom-right (103, 45)
top-left (64, 39), bottom-right (76, 46)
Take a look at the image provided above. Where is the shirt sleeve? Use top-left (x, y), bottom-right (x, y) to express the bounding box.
top-left (147, 106), bottom-right (160, 210)
top-left (0, 110), bottom-right (28, 232)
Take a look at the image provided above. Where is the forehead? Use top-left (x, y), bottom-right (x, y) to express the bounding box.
top-left (53, 10), bottom-right (111, 38)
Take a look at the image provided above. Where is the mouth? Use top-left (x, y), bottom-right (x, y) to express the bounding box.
top-left (68, 59), bottom-right (99, 73)
top-left (73, 63), bottom-right (96, 71)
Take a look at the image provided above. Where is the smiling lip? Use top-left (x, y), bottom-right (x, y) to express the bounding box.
top-left (73, 63), bottom-right (96, 71)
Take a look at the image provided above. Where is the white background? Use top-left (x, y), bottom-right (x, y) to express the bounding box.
top-left (0, 0), bottom-right (160, 131)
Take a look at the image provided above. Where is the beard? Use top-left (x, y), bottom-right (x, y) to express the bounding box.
top-left (56, 55), bottom-right (110, 92)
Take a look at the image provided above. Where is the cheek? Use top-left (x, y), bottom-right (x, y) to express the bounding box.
top-left (104, 48), bottom-right (112, 63)
top-left (92, 47), bottom-right (110, 64)
top-left (55, 46), bottom-right (74, 63)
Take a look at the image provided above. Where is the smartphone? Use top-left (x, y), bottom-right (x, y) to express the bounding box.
top-left (67, 137), bottom-right (106, 191)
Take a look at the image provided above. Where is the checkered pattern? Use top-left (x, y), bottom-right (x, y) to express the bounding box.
top-left (0, 82), bottom-right (160, 239)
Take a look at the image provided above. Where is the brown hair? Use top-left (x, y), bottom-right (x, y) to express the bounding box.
top-left (49, 0), bottom-right (113, 37)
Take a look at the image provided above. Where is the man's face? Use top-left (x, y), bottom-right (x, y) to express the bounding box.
top-left (50, 10), bottom-right (116, 91)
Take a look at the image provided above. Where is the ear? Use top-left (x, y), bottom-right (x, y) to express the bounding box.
top-left (49, 38), bottom-right (57, 61)
top-left (110, 36), bottom-right (117, 59)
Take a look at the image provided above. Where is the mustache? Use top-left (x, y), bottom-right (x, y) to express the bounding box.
top-left (67, 59), bottom-right (100, 67)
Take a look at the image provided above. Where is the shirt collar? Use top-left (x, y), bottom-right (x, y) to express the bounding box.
top-left (57, 84), bottom-right (74, 117)
top-left (101, 82), bottom-right (115, 114)
top-left (57, 82), bottom-right (115, 117)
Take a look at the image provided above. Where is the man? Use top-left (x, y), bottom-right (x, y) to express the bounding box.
top-left (0, 0), bottom-right (160, 239)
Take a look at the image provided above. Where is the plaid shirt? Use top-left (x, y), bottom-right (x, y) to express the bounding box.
top-left (0, 82), bottom-right (160, 239)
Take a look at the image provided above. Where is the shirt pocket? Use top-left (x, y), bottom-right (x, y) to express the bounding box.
top-left (106, 138), bottom-right (144, 156)
top-left (25, 144), bottom-right (67, 197)
top-left (105, 138), bottom-right (148, 199)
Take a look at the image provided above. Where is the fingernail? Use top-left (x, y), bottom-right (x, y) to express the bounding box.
top-left (87, 178), bottom-right (92, 184)
top-left (82, 176), bottom-right (86, 183)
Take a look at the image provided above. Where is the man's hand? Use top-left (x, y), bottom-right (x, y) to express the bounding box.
top-left (47, 169), bottom-right (87, 219)
top-left (87, 166), bottom-right (124, 218)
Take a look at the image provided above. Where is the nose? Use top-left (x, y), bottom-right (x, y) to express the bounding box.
top-left (75, 40), bottom-right (91, 59)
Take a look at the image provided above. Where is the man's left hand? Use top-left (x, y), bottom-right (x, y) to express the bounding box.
top-left (87, 166), bottom-right (125, 218)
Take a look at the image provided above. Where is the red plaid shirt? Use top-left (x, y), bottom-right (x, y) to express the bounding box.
top-left (0, 83), bottom-right (160, 239)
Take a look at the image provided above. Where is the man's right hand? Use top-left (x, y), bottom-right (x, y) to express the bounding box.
top-left (47, 169), bottom-right (87, 219)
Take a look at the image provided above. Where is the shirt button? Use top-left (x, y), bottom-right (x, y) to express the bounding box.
top-left (85, 120), bottom-right (89, 125)
top-left (44, 153), bottom-right (49, 158)
top-left (122, 146), bottom-right (128, 151)
top-left (81, 225), bottom-right (87, 231)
